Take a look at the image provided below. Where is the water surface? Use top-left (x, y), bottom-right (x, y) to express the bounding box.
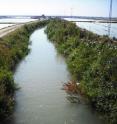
top-left (0, 18), bottom-right (37, 23)
top-left (0, 24), bottom-right (15, 29)
top-left (0, 18), bottom-right (37, 29)
top-left (65, 18), bottom-right (117, 38)
top-left (76, 22), bottom-right (117, 38)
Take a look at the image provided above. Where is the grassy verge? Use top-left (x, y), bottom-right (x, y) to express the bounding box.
top-left (45, 18), bottom-right (117, 124)
top-left (0, 20), bottom-right (48, 120)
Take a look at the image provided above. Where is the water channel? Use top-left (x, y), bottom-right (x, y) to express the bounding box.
top-left (5, 28), bottom-right (104, 124)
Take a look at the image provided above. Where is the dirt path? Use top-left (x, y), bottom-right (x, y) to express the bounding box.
top-left (0, 24), bottom-right (24, 38)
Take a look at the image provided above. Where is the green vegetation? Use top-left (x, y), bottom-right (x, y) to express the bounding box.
top-left (0, 20), bottom-right (48, 121)
top-left (45, 19), bottom-right (117, 124)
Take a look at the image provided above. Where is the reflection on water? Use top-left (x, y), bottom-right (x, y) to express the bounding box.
top-left (5, 28), bottom-right (104, 124)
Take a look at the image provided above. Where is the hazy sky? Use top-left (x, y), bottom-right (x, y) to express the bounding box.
top-left (0, 0), bottom-right (117, 17)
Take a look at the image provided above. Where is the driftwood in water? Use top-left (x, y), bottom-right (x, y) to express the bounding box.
top-left (63, 80), bottom-right (79, 93)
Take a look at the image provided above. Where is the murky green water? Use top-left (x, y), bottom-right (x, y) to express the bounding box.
top-left (5, 28), bottom-right (104, 124)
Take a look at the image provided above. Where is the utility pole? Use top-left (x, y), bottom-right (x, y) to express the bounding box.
top-left (71, 8), bottom-right (73, 18)
top-left (108, 0), bottom-right (113, 36)
top-left (70, 8), bottom-right (73, 21)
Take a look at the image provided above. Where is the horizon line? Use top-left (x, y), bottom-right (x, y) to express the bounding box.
top-left (0, 15), bottom-right (117, 18)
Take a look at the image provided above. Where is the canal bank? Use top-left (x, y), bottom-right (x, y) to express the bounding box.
top-left (45, 19), bottom-right (117, 124)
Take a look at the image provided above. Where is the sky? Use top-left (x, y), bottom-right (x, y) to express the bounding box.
top-left (0, 0), bottom-right (117, 17)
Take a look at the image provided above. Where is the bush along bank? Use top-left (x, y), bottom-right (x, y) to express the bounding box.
top-left (45, 19), bottom-right (117, 124)
top-left (0, 20), bottom-right (48, 121)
